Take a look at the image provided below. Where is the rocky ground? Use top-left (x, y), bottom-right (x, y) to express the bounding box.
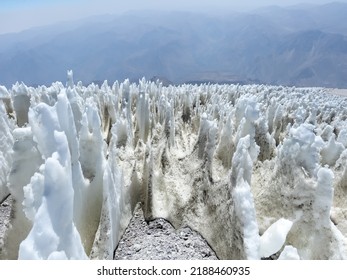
top-left (114, 204), bottom-right (218, 260)
top-left (0, 195), bottom-right (11, 251)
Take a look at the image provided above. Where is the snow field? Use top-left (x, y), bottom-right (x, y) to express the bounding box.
top-left (1, 73), bottom-right (347, 259)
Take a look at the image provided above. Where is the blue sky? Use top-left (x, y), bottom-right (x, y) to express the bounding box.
top-left (1, 0), bottom-right (347, 34)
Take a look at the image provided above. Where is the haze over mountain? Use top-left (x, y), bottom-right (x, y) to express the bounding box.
top-left (1, 2), bottom-right (347, 87)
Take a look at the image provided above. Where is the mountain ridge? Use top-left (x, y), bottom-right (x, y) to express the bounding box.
top-left (1, 3), bottom-right (347, 87)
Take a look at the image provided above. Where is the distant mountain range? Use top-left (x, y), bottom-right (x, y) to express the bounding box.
top-left (1, 2), bottom-right (347, 88)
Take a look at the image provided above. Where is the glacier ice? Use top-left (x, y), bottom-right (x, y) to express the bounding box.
top-left (19, 131), bottom-right (87, 260)
top-left (278, 245), bottom-right (300, 260)
top-left (231, 135), bottom-right (260, 260)
top-left (0, 101), bottom-right (14, 202)
top-left (259, 218), bottom-right (293, 258)
top-left (2, 127), bottom-right (42, 259)
top-left (1, 74), bottom-right (347, 260)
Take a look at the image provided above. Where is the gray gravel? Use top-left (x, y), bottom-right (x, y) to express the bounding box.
top-left (0, 195), bottom-right (11, 250)
top-left (114, 204), bottom-right (218, 260)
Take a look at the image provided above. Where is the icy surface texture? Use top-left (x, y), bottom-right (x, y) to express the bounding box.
top-left (19, 131), bottom-right (87, 259)
top-left (260, 218), bottom-right (293, 258)
top-left (278, 246), bottom-right (300, 260)
top-left (1, 74), bottom-right (347, 259)
top-left (230, 135), bottom-right (260, 259)
top-left (0, 101), bottom-right (14, 202)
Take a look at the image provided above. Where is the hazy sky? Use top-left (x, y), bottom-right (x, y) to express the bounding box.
top-left (1, 0), bottom-right (347, 34)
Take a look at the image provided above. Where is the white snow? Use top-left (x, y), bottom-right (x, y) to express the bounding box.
top-left (278, 246), bottom-right (300, 260)
top-left (231, 135), bottom-right (260, 260)
top-left (1, 75), bottom-right (347, 260)
top-left (19, 131), bottom-right (87, 259)
top-left (0, 101), bottom-right (14, 202)
top-left (259, 218), bottom-right (293, 258)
